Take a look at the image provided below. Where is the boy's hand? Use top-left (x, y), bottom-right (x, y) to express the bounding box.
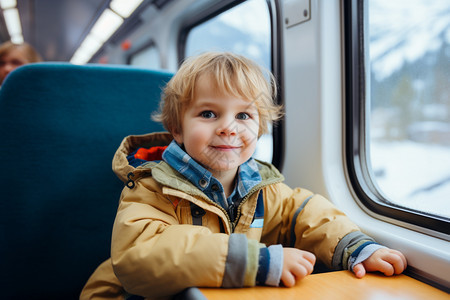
top-left (353, 248), bottom-right (407, 278)
top-left (281, 248), bottom-right (316, 287)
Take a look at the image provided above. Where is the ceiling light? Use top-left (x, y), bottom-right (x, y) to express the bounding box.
top-left (70, 50), bottom-right (91, 65)
top-left (3, 8), bottom-right (22, 36)
top-left (110, 0), bottom-right (144, 18)
top-left (0, 0), bottom-right (16, 10)
top-left (78, 34), bottom-right (103, 57)
top-left (70, 34), bottom-right (103, 64)
top-left (90, 8), bottom-right (123, 42)
top-left (70, 51), bottom-right (91, 65)
top-left (10, 33), bottom-right (23, 44)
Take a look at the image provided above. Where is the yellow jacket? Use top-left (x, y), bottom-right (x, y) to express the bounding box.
top-left (81, 133), bottom-right (372, 299)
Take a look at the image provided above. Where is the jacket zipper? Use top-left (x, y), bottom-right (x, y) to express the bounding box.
top-left (189, 176), bottom-right (284, 232)
top-left (178, 191), bottom-right (234, 232)
top-left (231, 177), bottom-right (284, 230)
top-left (228, 203), bottom-right (236, 224)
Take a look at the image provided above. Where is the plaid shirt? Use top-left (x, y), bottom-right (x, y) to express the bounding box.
top-left (162, 140), bottom-right (262, 212)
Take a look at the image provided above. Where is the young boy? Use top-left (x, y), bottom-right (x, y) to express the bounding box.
top-left (81, 52), bottom-right (406, 299)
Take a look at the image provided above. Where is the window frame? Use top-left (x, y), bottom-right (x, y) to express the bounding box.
top-left (343, 0), bottom-right (449, 235)
top-left (176, 0), bottom-right (285, 171)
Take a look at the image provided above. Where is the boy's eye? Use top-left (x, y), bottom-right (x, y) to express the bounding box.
top-left (11, 59), bottom-right (24, 67)
top-left (200, 111), bottom-right (216, 119)
top-left (236, 112), bottom-right (250, 120)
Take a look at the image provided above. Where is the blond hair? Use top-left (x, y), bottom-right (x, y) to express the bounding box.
top-left (0, 41), bottom-right (42, 63)
top-left (153, 52), bottom-right (283, 137)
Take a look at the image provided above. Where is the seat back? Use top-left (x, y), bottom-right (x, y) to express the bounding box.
top-left (0, 63), bottom-right (173, 299)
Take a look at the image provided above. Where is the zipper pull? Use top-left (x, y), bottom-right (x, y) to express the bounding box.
top-left (228, 203), bottom-right (235, 223)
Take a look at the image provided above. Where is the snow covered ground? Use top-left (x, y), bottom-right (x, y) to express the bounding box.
top-left (370, 141), bottom-right (450, 219)
top-left (368, 0), bottom-right (450, 220)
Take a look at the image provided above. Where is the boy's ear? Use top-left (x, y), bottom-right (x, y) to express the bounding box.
top-left (171, 130), bottom-right (183, 144)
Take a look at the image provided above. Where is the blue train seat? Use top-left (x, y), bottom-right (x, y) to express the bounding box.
top-left (0, 63), bottom-right (173, 299)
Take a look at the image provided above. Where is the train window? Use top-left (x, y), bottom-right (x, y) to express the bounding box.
top-left (183, 0), bottom-right (274, 164)
top-left (128, 43), bottom-right (161, 70)
top-left (184, 0), bottom-right (271, 71)
top-left (367, 1), bottom-right (450, 219)
top-left (345, 0), bottom-right (450, 234)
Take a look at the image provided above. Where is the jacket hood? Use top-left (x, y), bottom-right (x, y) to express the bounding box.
top-left (112, 132), bottom-right (173, 183)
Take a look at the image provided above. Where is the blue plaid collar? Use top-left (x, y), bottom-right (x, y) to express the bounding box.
top-left (162, 140), bottom-right (262, 209)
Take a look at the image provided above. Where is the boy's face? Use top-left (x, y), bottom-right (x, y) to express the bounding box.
top-left (0, 48), bottom-right (30, 85)
top-left (173, 74), bottom-right (259, 178)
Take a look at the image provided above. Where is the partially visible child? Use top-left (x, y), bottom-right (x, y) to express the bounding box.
top-left (81, 52), bottom-right (406, 299)
top-left (0, 41), bottom-right (42, 86)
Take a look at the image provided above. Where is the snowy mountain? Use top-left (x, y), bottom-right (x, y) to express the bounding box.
top-left (369, 0), bottom-right (450, 80)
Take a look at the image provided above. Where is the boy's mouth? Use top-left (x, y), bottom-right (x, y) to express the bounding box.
top-left (211, 145), bottom-right (241, 150)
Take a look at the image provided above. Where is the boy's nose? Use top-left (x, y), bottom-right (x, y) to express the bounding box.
top-left (216, 119), bottom-right (237, 136)
top-left (218, 127), bottom-right (236, 136)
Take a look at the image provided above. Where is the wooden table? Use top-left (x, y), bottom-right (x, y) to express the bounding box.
top-left (199, 271), bottom-right (449, 300)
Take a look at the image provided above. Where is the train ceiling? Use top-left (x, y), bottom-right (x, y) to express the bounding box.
top-left (0, 0), bottom-right (171, 62)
